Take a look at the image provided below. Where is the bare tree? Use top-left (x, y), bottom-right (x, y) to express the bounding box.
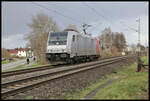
top-left (2, 48), bottom-right (10, 59)
top-left (25, 13), bottom-right (59, 64)
top-left (100, 27), bottom-right (112, 53)
top-left (99, 27), bottom-right (126, 56)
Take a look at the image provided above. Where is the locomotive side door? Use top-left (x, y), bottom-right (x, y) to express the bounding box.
top-left (71, 34), bottom-right (77, 57)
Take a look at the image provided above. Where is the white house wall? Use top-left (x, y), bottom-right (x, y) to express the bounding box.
top-left (17, 51), bottom-right (26, 57)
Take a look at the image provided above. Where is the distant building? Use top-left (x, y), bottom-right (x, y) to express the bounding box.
top-left (17, 48), bottom-right (26, 57)
top-left (9, 49), bottom-right (18, 57)
top-left (9, 48), bottom-right (27, 57)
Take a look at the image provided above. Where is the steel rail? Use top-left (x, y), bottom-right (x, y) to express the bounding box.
top-left (2, 56), bottom-right (128, 87)
top-left (2, 55), bottom-right (130, 78)
top-left (2, 64), bottom-right (70, 78)
top-left (1, 55), bottom-right (135, 98)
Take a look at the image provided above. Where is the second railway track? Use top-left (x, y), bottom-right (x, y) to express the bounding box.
top-left (1, 55), bottom-right (135, 99)
top-left (1, 55), bottom-right (127, 78)
top-left (2, 64), bottom-right (65, 78)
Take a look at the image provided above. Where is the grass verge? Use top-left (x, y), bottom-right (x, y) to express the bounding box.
top-left (25, 96), bottom-right (33, 100)
top-left (2, 60), bottom-right (10, 64)
top-left (2, 58), bottom-right (21, 64)
top-left (31, 62), bottom-right (51, 68)
top-left (62, 55), bottom-right (148, 99)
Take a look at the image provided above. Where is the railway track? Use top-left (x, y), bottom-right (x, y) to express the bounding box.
top-left (1, 55), bottom-right (135, 99)
top-left (2, 64), bottom-right (61, 78)
top-left (2, 55), bottom-right (129, 78)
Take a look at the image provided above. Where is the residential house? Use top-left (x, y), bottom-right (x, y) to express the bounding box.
top-left (9, 49), bottom-right (18, 57)
top-left (17, 48), bottom-right (26, 57)
top-left (9, 48), bottom-right (27, 57)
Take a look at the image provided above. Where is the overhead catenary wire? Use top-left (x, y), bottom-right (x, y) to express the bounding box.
top-left (44, 3), bottom-right (83, 19)
top-left (42, 2), bottom-right (85, 32)
top-left (88, 21), bottom-right (102, 33)
top-left (81, 2), bottom-right (115, 35)
top-left (32, 2), bottom-right (129, 36)
top-left (82, 2), bottom-right (133, 36)
top-left (31, 2), bottom-right (81, 24)
top-left (82, 2), bottom-right (113, 25)
top-left (120, 21), bottom-right (138, 32)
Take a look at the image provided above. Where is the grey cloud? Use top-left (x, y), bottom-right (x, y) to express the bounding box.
top-left (2, 2), bottom-right (148, 48)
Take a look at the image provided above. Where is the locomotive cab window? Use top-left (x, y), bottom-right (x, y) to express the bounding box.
top-left (72, 35), bottom-right (75, 42)
top-left (48, 31), bottom-right (68, 45)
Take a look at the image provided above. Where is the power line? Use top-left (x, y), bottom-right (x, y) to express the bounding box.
top-left (31, 2), bottom-right (81, 24)
top-left (81, 2), bottom-right (116, 35)
top-left (44, 3), bottom-right (83, 19)
top-left (88, 21), bottom-right (102, 32)
top-left (43, 2), bottom-right (84, 31)
top-left (120, 21), bottom-right (138, 32)
top-left (82, 2), bottom-right (113, 25)
top-left (82, 2), bottom-right (134, 36)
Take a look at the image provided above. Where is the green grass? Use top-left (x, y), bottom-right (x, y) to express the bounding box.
top-left (31, 62), bottom-right (50, 68)
top-left (31, 62), bottom-right (51, 69)
top-left (2, 59), bottom-right (18, 64)
top-left (62, 55), bottom-right (149, 99)
top-left (62, 76), bottom-right (111, 99)
top-left (32, 62), bottom-right (41, 67)
top-left (25, 96), bottom-right (33, 100)
top-left (141, 55), bottom-right (149, 65)
top-left (2, 59), bottom-right (10, 64)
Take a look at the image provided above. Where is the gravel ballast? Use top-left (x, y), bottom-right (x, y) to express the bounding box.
top-left (5, 57), bottom-right (136, 99)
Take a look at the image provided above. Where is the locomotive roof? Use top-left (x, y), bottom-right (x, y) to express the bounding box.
top-left (73, 31), bottom-right (94, 39)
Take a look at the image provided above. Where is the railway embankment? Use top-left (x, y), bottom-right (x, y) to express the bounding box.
top-left (63, 55), bottom-right (149, 99)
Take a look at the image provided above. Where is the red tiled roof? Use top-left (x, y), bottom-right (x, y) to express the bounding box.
top-left (9, 50), bottom-right (18, 54)
top-left (9, 48), bottom-right (25, 54)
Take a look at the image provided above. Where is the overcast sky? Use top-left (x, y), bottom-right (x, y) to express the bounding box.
top-left (2, 1), bottom-right (149, 49)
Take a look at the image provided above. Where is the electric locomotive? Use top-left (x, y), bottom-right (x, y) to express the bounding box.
top-left (46, 29), bottom-right (101, 64)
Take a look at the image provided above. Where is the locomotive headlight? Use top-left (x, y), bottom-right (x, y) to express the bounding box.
top-left (60, 54), bottom-right (67, 58)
